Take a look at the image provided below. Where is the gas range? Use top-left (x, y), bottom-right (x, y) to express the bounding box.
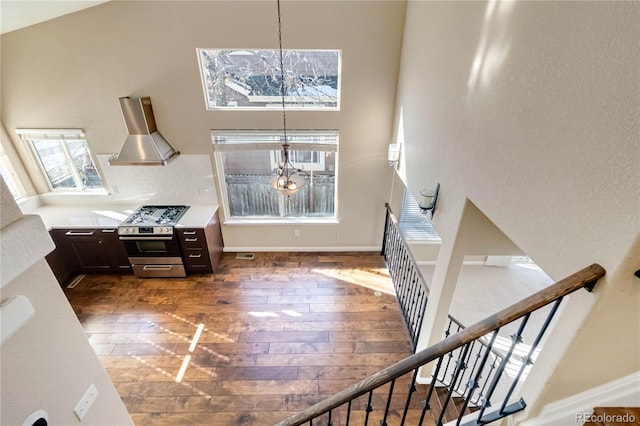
top-left (119, 205), bottom-right (189, 237)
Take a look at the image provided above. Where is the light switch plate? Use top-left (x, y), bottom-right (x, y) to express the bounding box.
top-left (73, 384), bottom-right (98, 421)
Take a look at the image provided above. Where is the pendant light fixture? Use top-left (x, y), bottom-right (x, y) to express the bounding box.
top-left (269, 0), bottom-right (309, 196)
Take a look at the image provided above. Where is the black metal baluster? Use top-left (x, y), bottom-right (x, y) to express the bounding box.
top-left (440, 346), bottom-right (456, 386)
top-left (455, 340), bottom-right (476, 395)
top-left (327, 409), bottom-right (332, 426)
top-left (364, 391), bottom-right (374, 426)
top-left (413, 291), bottom-right (428, 352)
top-left (381, 208), bottom-right (390, 256)
top-left (475, 314), bottom-right (530, 421)
top-left (438, 319), bottom-right (455, 383)
top-left (457, 330), bottom-right (500, 425)
top-left (407, 270), bottom-right (420, 343)
top-left (474, 351), bottom-right (501, 406)
top-left (501, 298), bottom-right (564, 414)
top-left (381, 379), bottom-right (396, 426)
top-left (459, 340), bottom-right (481, 397)
top-left (346, 400), bottom-right (352, 426)
top-left (401, 369), bottom-right (419, 424)
top-left (437, 343), bottom-right (471, 426)
top-left (420, 354), bottom-right (445, 424)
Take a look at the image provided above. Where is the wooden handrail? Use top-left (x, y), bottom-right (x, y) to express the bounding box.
top-left (275, 263), bottom-right (605, 426)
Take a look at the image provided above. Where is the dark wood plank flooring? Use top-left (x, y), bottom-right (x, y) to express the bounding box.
top-left (65, 252), bottom-right (431, 426)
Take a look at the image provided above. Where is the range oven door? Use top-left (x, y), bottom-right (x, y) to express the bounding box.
top-left (120, 236), bottom-right (186, 278)
top-left (121, 238), bottom-right (183, 258)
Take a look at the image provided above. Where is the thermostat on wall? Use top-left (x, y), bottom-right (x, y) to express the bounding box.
top-left (0, 295), bottom-right (35, 345)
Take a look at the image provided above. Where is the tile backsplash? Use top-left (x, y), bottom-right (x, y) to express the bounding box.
top-left (96, 154), bottom-right (218, 205)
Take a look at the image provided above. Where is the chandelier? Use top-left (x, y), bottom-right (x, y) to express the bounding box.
top-left (269, 0), bottom-right (309, 196)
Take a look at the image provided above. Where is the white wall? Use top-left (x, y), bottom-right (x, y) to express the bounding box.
top-left (0, 177), bottom-right (132, 425)
top-left (394, 0), bottom-right (639, 416)
top-left (1, 0), bottom-right (406, 250)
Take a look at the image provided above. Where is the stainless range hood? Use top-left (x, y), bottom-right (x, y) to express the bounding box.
top-left (108, 96), bottom-right (179, 166)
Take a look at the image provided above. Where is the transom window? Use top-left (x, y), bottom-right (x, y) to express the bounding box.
top-left (16, 129), bottom-right (104, 191)
top-left (197, 49), bottom-right (341, 110)
top-left (212, 130), bottom-right (338, 221)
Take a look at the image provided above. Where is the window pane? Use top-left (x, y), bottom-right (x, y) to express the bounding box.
top-left (399, 187), bottom-right (441, 241)
top-left (199, 49), bottom-right (340, 109)
top-left (66, 140), bottom-right (104, 189)
top-left (220, 150), bottom-right (335, 218)
top-left (32, 139), bottom-right (76, 188)
top-left (213, 130), bottom-right (338, 220)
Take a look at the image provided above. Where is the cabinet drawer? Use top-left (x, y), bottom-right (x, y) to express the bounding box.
top-left (183, 248), bottom-right (213, 272)
top-left (178, 229), bottom-right (207, 247)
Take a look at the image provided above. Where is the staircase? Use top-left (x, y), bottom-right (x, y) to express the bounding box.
top-left (274, 205), bottom-right (606, 426)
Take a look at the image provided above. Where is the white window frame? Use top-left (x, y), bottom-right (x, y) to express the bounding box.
top-left (212, 130), bottom-right (338, 223)
top-left (0, 144), bottom-right (25, 200)
top-left (269, 149), bottom-right (325, 172)
top-left (16, 129), bottom-right (105, 192)
top-left (197, 48), bottom-right (341, 111)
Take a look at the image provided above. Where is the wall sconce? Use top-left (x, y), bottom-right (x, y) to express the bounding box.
top-left (388, 144), bottom-right (400, 167)
top-left (419, 183), bottom-right (440, 219)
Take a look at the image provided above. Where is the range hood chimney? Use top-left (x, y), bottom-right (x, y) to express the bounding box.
top-left (108, 96), bottom-right (179, 166)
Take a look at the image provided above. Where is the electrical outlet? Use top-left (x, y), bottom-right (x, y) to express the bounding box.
top-left (73, 384), bottom-right (98, 421)
top-left (294, 229), bottom-right (300, 237)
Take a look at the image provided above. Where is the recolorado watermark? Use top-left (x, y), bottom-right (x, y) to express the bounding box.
top-left (576, 411), bottom-right (637, 424)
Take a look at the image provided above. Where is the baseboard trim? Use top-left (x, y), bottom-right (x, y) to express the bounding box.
top-left (416, 260), bottom-right (488, 266)
top-left (223, 246), bottom-right (381, 253)
top-left (520, 371), bottom-right (640, 426)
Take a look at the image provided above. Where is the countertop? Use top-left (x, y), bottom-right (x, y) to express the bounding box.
top-left (25, 204), bottom-right (218, 230)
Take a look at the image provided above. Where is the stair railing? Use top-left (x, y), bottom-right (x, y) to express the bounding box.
top-left (435, 314), bottom-right (507, 409)
top-left (381, 203), bottom-right (429, 350)
top-left (274, 263), bottom-right (605, 426)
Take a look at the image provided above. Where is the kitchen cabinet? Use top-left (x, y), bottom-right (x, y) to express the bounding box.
top-left (177, 210), bottom-right (223, 274)
top-left (46, 228), bottom-right (131, 284)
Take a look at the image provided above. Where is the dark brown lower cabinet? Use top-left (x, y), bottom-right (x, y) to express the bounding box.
top-left (46, 228), bottom-right (131, 284)
top-left (177, 211), bottom-right (223, 274)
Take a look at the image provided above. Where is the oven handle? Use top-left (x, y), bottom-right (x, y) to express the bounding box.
top-left (142, 265), bottom-right (175, 271)
top-left (118, 236), bottom-right (175, 241)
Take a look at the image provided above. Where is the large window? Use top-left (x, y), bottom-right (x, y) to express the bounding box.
top-left (17, 129), bottom-right (104, 191)
top-left (197, 49), bottom-right (341, 110)
top-left (212, 130), bottom-right (338, 221)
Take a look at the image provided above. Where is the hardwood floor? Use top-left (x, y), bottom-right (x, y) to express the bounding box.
top-left (65, 252), bottom-right (428, 426)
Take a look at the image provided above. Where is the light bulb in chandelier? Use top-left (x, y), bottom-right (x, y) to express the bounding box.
top-left (270, 171), bottom-right (307, 196)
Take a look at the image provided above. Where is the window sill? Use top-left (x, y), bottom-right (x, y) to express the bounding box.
top-left (223, 218), bottom-right (339, 226)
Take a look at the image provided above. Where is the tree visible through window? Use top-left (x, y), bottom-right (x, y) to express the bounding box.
top-left (197, 49), bottom-right (341, 110)
top-left (212, 130), bottom-right (338, 220)
top-left (17, 129), bottom-right (104, 191)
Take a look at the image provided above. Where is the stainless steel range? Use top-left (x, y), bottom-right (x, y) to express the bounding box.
top-left (119, 205), bottom-right (189, 278)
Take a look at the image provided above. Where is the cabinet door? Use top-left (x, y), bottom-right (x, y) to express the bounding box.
top-left (65, 230), bottom-right (111, 271)
top-left (100, 229), bottom-right (132, 271)
top-left (46, 230), bottom-right (78, 285)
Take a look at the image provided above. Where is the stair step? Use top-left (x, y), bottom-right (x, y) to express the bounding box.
top-left (415, 384), bottom-right (480, 424)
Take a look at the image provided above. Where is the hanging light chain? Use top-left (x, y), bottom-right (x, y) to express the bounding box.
top-left (270, 0), bottom-right (308, 196)
top-left (277, 0), bottom-right (288, 151)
